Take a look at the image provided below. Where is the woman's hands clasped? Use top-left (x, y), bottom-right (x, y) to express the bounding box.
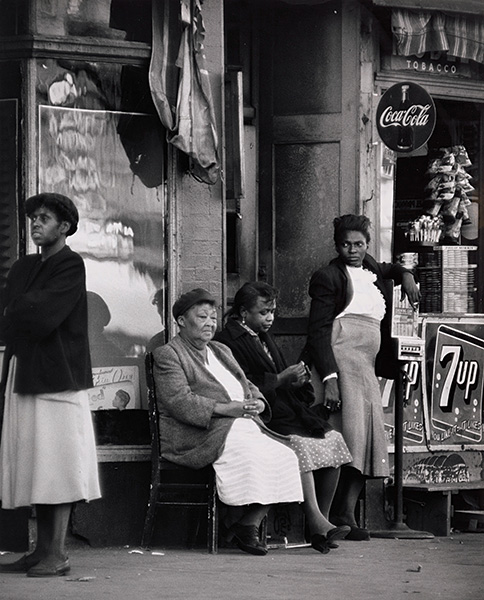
top-left (214, 399), bottom-right (265, 419)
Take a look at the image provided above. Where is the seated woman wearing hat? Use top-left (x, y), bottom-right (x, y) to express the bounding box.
top-left (152, 288), bottom-right (304, 556)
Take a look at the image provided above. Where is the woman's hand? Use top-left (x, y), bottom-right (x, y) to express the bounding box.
top-left (322, 378), bottom-right (341, 413)
top-left (213, 399), bottom-right (265, 418)
top-left (401, 271), bottom-right (421, 310)
top-left (277, 362), bottom-right (309, 388)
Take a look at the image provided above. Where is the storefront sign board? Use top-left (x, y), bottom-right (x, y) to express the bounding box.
top-left (88, 365), bottom-right (140, 411)
top-left (381, 54), bottom-right (479, 78)
top-left (376, 81), bottom-right (436, 153)
top-left (396, 450), bottom-right (484, 486)
top-left (422, 317), bottom-right (484, 450)
top-left (381, 360), bottom-right (427, 452)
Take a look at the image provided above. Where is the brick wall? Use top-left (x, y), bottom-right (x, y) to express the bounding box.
top-left (174, 0), bottom-right (225, 313)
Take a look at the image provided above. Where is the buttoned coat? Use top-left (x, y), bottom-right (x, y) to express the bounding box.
top-left (215, 319), bottom-right (331, 437)
top-left (152, 335), bottom-right (273, 469)
top-left (0, 245), bottom-right (92, 396)
top-left (304, 253), bottom-right (411, 381)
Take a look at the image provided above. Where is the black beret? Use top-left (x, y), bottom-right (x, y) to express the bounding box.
top-left (172, 288), bottom-right (216, 320)
top-left (25, 193), bottom-right (79, 236)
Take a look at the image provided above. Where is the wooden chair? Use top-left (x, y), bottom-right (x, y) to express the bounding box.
top-left (141, 352), bottom-right (219, 553)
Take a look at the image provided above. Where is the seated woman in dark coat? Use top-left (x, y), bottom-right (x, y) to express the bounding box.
top-left (215, 282), bottom-right (352, 551)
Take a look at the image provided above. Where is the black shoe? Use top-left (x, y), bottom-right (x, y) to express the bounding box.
top-left (0, 554), bottom-right (40, 573)
top-left (326, 525), bottom-right (351, 547)
top-left (311, 525), bottom-right (350, 553)
top-left (310, 534), bottom-right (331, 554)
top-left (27, 558), bottom-right (70, 578)
top-left (228, 523), bottom-right (268, 556)
top-left (345, 526), bottom-right (370, 541)
top-left (331, 517), bottom-right (370, 541)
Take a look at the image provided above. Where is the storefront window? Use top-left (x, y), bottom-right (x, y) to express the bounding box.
top-left (36, 58), bottom-right (166, 427)
top-left (393, 99), bottom-right (483, 314)
top-left (35, 0), bottom-right (151, 42)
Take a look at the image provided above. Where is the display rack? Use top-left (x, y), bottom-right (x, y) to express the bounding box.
top-left (417, 246), bottom-right (477, 313)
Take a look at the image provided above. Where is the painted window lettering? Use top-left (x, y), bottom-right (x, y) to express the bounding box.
top-left (406, 60), bottom-right (457, 74)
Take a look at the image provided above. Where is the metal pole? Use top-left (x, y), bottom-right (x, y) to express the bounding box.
top-left (372, 361), bottom-right (433, 538)
top-left (394, 365), bottom-right (405, 525)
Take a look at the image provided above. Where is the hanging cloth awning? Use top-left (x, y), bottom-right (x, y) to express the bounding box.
top-left (390, 8), bottom-right (484, 64)
top-left (372, 0), bottom-right (484, 17)
top-left (149, 0), bottom-right (220, 185)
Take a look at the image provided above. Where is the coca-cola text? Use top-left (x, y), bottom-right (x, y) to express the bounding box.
top-left (379, 104), bottom-right (431, 129)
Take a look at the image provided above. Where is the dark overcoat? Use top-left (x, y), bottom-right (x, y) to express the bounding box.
top-left (215, 319), bottom-right (331, 437)
top-left (304, 253), bottom-right (411, 381)
top-left (0, 245), bottom-right (92, 395)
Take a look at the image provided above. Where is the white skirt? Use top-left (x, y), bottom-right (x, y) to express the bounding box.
top-left (0, 358), bottom-right (101, 508)
top-left (213, 418), bottom-right (303, 506)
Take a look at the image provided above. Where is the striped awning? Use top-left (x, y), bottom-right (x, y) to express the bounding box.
top-left (372, 1), bottom-right (484, 16)
top-left (391, 9), bottom-right (484, 64)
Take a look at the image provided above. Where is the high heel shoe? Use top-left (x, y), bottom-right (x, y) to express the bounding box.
top-left (326, 525), bottom-right (351, 547)
top-left (310, 534), bottom-right (331, 554)
top-left (331, 518), bottom-right (370, 541)
top-left (228, 523), bottom-right (268, 556)
top-left (345, 525), bottom-right (370, 541)
top-left (311, 525), bottom-right (350, 554)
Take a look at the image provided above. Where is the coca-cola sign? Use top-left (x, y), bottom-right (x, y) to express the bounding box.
top-left (376, 82), bottom-right (436, 153)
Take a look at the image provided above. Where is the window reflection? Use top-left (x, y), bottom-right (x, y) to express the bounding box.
top-left (36, 56), bottom-right (167, 413)
top-left (35, 0), bottom-right (151, 42)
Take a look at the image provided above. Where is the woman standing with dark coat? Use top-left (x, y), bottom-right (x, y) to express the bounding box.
top-left (216, 282), bottom-right (352, 552)
top-left (304, 214), bottom-right (420, 540)
top-left (0, 193), bottom-right (100, 577)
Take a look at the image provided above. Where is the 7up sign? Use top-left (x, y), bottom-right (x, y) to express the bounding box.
top-left (429, 324), bottom-right (484, 446)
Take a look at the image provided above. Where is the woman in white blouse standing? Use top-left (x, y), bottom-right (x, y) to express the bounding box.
top-left (304, 214), bottom-right (420, 540)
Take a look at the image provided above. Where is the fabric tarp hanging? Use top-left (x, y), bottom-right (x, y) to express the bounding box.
top-left (372, 0), bottom-right (484, 17)
top-left (390, 9), bottom-right (484, 64)
top-left (149, 0), bottom-right (220, 185)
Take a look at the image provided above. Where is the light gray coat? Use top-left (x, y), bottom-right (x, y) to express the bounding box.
top-left (152, 335), bottom-right (272, 469)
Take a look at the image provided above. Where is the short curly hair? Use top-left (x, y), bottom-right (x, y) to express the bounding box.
top-left (333, 214), bottom-right (371, 245)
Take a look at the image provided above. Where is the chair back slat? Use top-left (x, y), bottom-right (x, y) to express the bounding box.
top-left (142, 351), bottom-right (218, 553)
top-left (145, 352), bottom-right (161, 474)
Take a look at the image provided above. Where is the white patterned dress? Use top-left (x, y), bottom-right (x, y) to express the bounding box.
top-left (206, 348), bottom-right (303, 506)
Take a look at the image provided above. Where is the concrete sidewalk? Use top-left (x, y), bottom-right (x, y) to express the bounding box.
top-left (1, 533), bottom-right (483, 600)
